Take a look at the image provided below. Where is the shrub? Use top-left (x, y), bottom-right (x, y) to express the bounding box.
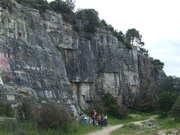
top-left (151, 59), bottom-right (164, 71)
top-left (16, 99), bottom-right (36, 122)
top-left (49, 0), bottom-right (75, 23)
top-left (1, 119), bottom-right (19, 132)
top-left (75, 9), bottom-right (100, 33)
top-left (0, 100), bottom-right (14, 117)
top-left (93, 102), bottom-right (108, 115)
top-left (104, 93), bottom-right (128, 118)
top-left (116, 104), bottom-right (129, 119)
top-left (171, 96), bottom-right (180, 118)
top-left (158, 91), bottom-right (177, 112)
top-left (37, 103), bottom-right (71, 130)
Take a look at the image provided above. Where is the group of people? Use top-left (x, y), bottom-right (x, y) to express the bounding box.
top-left (79, 109), bottom-right (108, 126)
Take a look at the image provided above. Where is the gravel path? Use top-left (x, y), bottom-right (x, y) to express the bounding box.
top-left (86, 115), bottom-right (158, 135)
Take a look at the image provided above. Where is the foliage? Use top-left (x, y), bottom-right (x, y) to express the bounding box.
top-left (18, 91), bottom-right (30, 96)
top-left (138, 47), bottom-right (149, 56)
top-left (0, 119), bottom-right (20, 132)
top-left (125, 28), bottom-right (144, 46)
top-left (0, 100), bottom-right (14, 117)
top-left (93, 102), bottom-right (108, 115)
top-left (49, 0), bottom-right (75, 23)
top-left (104, 93), bottom-right (128, 119)
top-left (158, 91), bottom-right (177, 112)
top-left (16, 0), bottom-right (51, 17)
top-left (150, 58), bottom-right (164, 71)
top-left (157, 76), bottom-right (180, 95)
top-left (171, 95), bottom-right (180, 118)
top-left (37, 103), bottom-right (71, 130)
top-left (114, 30), bottom-right (124, 43)
top-left (0, 88), bottom-right (4, 92)
top-left (155, 76), bottom-right (180, 115)
top-left (16, 99), bottom-right (36, 122)
top-left (75, 9), bottom-right (100, 33)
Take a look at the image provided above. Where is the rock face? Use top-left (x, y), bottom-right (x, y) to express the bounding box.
top-left (0, 1), bottom-right (165, 111)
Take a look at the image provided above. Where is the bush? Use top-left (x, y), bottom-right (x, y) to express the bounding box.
top-left (16, 99), bottom-right (36, 122)
top-left (0, 100), bottom-right (14, 117)
top-left (37, 103), bottom-right (71, 130)
top-left (93, 102), bottom-right (108, 115)
top-left (75, 9), bottom-right (100, 33)
top-left (49, 0), bottom-right (75, 23)
top-left (116, 105), bottom-right (129, 119)
top-left (171, 96), bottom-right (180, 118)
top-left (104, 93), bottom-right (128, 118)
top-left (158, 91), bottom-right (177, 112)
top-left (1, 119), bottom-right (19, 132)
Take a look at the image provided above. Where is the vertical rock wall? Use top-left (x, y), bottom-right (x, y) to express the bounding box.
top-left (0, 2), bottom-right (165, 111)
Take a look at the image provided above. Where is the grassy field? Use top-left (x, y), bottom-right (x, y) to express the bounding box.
top-left (110, 116), bottom-right (180, 135)
top-left (0, 120), bottom-right (102, 135)
top-left (0, 113), bottom-right (179, 135)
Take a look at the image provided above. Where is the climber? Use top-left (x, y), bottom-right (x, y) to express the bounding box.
top-left (19, 31), bottom-right (23, 38)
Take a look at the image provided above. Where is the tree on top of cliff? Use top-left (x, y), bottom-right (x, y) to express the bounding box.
top-left (150, 58), bottom-right (164, 71)
top-left (125, 28), bottom-right (145, 47)
top-left (49, 0), bottom-right (75, 23)
top-left (75, 9), bottom-right (100, 33)
top-left (16, 0), bottom-right (50, 12)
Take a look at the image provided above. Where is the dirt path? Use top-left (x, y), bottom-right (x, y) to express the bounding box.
top-left (86, 115), bottom-right (158, 135)
top-left (131, 115), bottom-right (158, 126)
top-left (86, 124), bottom-right (123, 135)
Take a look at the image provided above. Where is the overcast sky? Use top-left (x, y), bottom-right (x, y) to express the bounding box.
top-left (48, 0), bottom-right (180, 77)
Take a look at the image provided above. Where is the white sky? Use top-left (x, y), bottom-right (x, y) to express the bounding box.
top-left (47, 0), bottom-right (180, 77)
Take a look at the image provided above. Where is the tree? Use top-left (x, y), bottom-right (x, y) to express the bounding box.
top-left (151, 59), bottom-right (164, 71)
top-left (104, 93), bottom-right (128, 118)
top-left (65, 0), bottom-right (75, 10)
top-left (158, 91), bottom-right (177, 112)
top-left (157, 76), bottom-right (180, 95)
top-left (49, 0), bottom-right (74, 14)
top-left (75, 9), bottom-right (100, 33)
top-left (114, 30), bottom-right (124, 43)
top-left (125, 28), bottom-right (144, 46)
top-left (49, 0), bottom-right (75, 23)
top-left (171, 95), bottom-right (180, 118)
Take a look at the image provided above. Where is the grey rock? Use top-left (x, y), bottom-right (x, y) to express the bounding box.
top-left (0, 2), bottom-right (166, 112)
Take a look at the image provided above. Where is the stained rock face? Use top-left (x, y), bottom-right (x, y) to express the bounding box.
top-left (0, 1), bottom-right (165, 111)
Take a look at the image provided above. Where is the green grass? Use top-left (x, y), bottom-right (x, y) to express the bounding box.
top-left (0, 120), bottom-right (102, 135)
top-left (0, 113), bottom-right (179, 135)
top-left (108, 112), bottom-right (150, 125)
top-left (110, 116), bottom-right (180, 135)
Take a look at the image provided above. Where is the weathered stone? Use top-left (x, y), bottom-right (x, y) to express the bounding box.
top-left (0, 1), bottom-right (166, 112)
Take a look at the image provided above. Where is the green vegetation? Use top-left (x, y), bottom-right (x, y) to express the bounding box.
top-left (155, 76), bottom-right (180, 117)
top-left (90, 93), bottom-right (128, 119)
top-left (49, 0), bottom-right (75, 23)
top-left (16, 0), bottom-right (50, 13)
top-left (111, 116), bottom-right (180, 135)
top-left (0, 100), bottom-right (102, 135)
top-left (0, 88), bottom-right (4, 92)
top-left (171, 95), bottom-right (180, 118)
top-left (108, 113), bottom-right (150, 125)
top-left (13, 0), bottom-right (145, 50)
top-left (18, 90), bottom-right (30, 96)
top-left (104, 93), bottom-right (128, 119)
top-left (150, 58), bottom-right (164, 71)
top-left (75, 9), bottom-right (100, 33)
top-left (0, 100), bottom-right (14, 117)
top-left (125, 28), bottom-right (144, 46)
top-left (158, 91), bottom-right (177, 112)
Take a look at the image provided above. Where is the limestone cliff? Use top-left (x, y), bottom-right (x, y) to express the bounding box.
top-left (0, 1), bottom-right (165, 111)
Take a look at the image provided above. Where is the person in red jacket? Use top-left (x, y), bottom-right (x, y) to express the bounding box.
top-left (92, 109), bottom-right (97, 125)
